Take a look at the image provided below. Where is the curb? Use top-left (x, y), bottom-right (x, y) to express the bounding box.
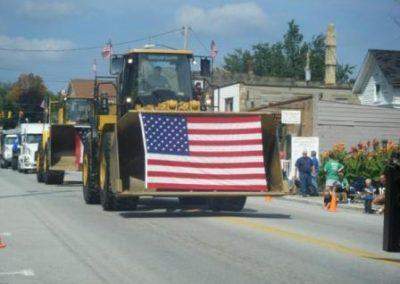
top-left (281, 196), bottom-right (364, 212)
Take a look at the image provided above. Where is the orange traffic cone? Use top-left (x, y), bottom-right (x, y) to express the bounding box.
top-left (0, 236), bottom-right (6, 249)
top-left (329, 192), bottom-right (337, 212)
top-left (265, 196), bottom-right (273, 202)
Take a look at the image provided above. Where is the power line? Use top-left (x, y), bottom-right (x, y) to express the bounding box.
top-left (189, 28), bottom-right (209, 54)
top-left (0, 28), bottom-right (182, 53)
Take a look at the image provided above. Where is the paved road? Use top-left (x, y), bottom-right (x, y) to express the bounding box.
top-left (0, 169), bottom-right (399, 284)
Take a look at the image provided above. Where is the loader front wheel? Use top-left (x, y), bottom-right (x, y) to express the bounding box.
top-left (82, 150), bottom-right (100, 204)
top-left (222, 197), bottom-right (246, 211)
top-left (99, 132), bottom-right (117, 211)
top-left (44, 171), bottom-right (64, 185)
top-left (36, 148), bottom-right (44, 182)
top-left (208, 197), bottom-right (246, 212)
top-left (99, 132), bottom-right (137, 211)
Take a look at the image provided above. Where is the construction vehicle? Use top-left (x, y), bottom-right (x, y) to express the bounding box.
top-left (17, 123), bottom-right (43, 173)
top-left (82, 48), bottom-right (285, 211)
top-left (36, 97), bottom-right (92, 184)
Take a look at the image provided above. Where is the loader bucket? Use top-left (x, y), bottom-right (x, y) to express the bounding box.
top-left (50, 125), bottom-right (83, 171)
top-left (113, 111), bottom-right (285, 195)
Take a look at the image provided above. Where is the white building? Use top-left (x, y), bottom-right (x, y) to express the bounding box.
top-left (353, 49), bottom-right (400, 108)
top-left (213, 81), bottom-right (355, 112)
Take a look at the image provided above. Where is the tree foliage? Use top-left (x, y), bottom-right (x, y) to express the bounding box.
top-left (9, 73), bottom-right (47, 123)
top-left (0, 73), bottom-right (53, 128)
top-left (223, 49), bottom-right (253, 74)
top-left (223, 20), bottom-right (355, 83)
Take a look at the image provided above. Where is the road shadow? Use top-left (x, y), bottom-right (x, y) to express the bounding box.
top-left (119, 198), bottom-right (291, 219)
top-left (58, 181), bottom-right (82, 187)
top-left (0, 189), bottom-right (80, 199)
top-left (367, 257), bottom-right (400, 264)
top-left (120, 211), bottom-right (291, 219)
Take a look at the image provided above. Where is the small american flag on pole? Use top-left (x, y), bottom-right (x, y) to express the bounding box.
top-left (140, 114), bottom-right (267, 191)
top-left (210, 40), bottom-right (218, 60)
top-left (102, 41), bottom-right (112, 59)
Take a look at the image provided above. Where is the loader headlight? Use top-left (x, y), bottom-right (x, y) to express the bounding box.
top-left (126, 97), bottom-right (132, 104)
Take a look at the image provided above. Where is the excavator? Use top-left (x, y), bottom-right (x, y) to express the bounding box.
top-left (82, 47), bottom-right (285, 211)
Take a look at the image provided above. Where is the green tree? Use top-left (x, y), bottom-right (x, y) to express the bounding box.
top-left (336, 64), bottom-right (355, 84)
top-left (223, 48), bottom-right (253, 74)
top-left (222, 19), bottom-right (355, 83)
top-left (9, 73), bottom-right (47, 123)
top-left (283, 20), bottom-right (308, 79)
top-left (252, 42), bottom-right (286, 77)
top-left (0, 82), bottom-right (17, 128)
top-left (308, 34), bottom-right (326, 82)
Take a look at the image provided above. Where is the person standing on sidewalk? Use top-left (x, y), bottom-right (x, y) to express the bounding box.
top-left (295, 150), bottom-right (315, 197)
top-left (310, 150), bottom-right (319, 195)
top-left (324, 153), bottom-right (344, 206)
top-left (323, 152), bottom-right (344, 191)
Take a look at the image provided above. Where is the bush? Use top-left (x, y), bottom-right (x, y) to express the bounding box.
top-left (319, 139), bottom-right (399, 185)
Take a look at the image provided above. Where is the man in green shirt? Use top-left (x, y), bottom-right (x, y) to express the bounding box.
top-left (324, 152), bottom-right (344, 190)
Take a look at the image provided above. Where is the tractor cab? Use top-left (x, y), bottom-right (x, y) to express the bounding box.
top-left (110, 49), bottom-right (210, 116)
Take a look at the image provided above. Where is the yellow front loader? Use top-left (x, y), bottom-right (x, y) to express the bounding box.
top-left (36, 98), bottom-right (92, 184)
top-left (82, 48), bottom-right (286, 211)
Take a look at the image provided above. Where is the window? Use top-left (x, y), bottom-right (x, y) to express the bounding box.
top-left (26, 134), bottom-right (42, 144)
top-left (225, 98), bottom-right (233, 112)
top-left (127, 53), bottom-right (193, 100)
top-left (375, 84), bottom-right (381, 102)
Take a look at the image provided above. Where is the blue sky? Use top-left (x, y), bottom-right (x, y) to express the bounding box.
top-left (0, 0), bottom-right (399, 92)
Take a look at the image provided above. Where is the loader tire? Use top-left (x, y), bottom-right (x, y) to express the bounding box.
top-left (45, 171), bottom-right (64, 185)
top-left (99, 132), bottom-right (137, 211)
top-left (221, 197), bottom-right (247, 211)
top-left (11, 156), bottom-right (18, 171)
top-left (208, 197), bottom-right (246, 212)
top-left (36, 147), bottom-right (45, 182)
top-left (99, 132), bottom-right (122, 211)
top-left (82, 147), bottom-right (100, 204)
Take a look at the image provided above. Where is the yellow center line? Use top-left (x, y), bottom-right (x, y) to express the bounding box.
top-left (220, 217), bottom-right (400, 268)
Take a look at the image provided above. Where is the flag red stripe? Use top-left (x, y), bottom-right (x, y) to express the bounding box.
top-left (189, 139), bottom-right (263, 146)
top-left (190, 151), bottom-right (264, 157)
top-left (188, 128), bottom-right (262, 135)
top-left (187, 116), bottom-right (261, 123)
top-left (147, 171), bottom-right (265, 180)
top-left (148, 183), bottom-right (268, 191)
top-left (147, 159), bottom-right (264, 168)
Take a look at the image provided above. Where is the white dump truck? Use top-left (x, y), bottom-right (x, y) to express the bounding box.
top-left (0, 129), bottom-right (19, 169)
top-left (18, 123), bottom-right (43, 173)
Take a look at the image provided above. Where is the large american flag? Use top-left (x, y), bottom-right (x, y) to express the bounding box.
top-left (140, 114), bottom-right (268, 192)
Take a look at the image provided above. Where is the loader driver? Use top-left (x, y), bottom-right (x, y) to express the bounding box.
top-left (147, 66), bottom-right (170, 90)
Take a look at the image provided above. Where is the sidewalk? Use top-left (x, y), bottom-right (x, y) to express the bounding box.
top-left (282, 195), bottom-right (365, 212)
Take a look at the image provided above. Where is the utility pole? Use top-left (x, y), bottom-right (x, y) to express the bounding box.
top-left (183, 26), bottom-right (190, 50)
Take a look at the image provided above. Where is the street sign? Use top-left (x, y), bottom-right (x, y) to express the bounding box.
top-left (281, 110), bottom-right (301, 124)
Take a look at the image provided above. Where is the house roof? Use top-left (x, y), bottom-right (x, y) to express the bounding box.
top-left (370, 49), bottom-right (400, 87)
top-left (68, 79), bottom-right (116, 98)
top-left (353, 49), bottom-right (400, 93)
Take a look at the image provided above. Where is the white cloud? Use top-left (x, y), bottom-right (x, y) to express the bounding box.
top-left (0, 35), bottom-right (75, 64)
top-left (176, 2), bottom-right (267, 36)
top-left (19, 1), bottom-right (79, 20)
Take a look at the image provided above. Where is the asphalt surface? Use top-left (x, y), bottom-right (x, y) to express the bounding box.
top-left (0, 169), bottom-right (399, 284)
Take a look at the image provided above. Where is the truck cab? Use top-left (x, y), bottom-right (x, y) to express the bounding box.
top-left (0, 131), bottom-right (18, 168)
top-left (18, 123), bottom-right (44, 173)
